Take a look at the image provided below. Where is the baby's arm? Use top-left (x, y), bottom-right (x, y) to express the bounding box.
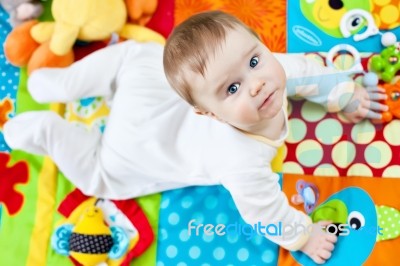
top-left (220, 169), bottom-right (337, 263)
top-left (27, 40), bottom-right (142, 103)
top-left (275, 53), bottom-right (387, 122)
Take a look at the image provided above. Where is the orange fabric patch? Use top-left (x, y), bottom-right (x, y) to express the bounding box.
top-left (174, 0), bottom-right (287, 52)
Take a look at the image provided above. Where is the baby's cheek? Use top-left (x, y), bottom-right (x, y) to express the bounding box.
top-left (233, 104), bottom-right (257, 123)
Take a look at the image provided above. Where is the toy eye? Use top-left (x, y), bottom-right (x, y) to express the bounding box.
top-left (328, 0), bottom-right (344, 10)
top-left (391, 90), bottom-right (400, 101)
top-left (389, 56), bottom-right (398, 65)
top-left (346, 15), bottom-right (364, 32)
top-left (347, 211), bottom-right (365, 230)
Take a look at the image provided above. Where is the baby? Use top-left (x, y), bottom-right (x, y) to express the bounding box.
top-left (4, 10), bottom-right (386, 264)
top-left (164, 11), bottom-right (386, 263)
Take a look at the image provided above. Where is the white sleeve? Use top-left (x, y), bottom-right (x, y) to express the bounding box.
top-left (274, 53), bottom-right (355, 112)
top-left (220, 169), bottom-right (312, 251)
top-left (27, 41), bottom-right (143, 103)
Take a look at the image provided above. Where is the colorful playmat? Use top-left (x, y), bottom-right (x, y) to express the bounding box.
top-left (1, 0), bottom-right (400, 265)
top-left (287, 0), bottom-right (400, 53)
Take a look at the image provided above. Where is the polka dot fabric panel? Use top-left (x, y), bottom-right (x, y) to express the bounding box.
top-left (284, 53), bottom-right (400, 178)
top-left (0, 7), bottom-right (18, 152)
top-left (157, 186), bottom-right (278, 265)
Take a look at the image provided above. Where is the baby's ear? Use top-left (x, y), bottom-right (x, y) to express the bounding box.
top-left (193, 107), bottom-right (224, 122)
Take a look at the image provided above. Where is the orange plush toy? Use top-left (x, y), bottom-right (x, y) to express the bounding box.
top-left (381, 80), bottom-right (400, 122)
top-left (4, 0), bottom-right (164, 75)
top-left (118, 0), bottom-right (165, 44)
top-left (3, 20), bottom-right (74, 75)
top-left (124, 0), bottom-right (158, 25)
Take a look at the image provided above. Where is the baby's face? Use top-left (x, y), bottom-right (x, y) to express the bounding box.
top-left (188, 26), bottom-right (287, 133)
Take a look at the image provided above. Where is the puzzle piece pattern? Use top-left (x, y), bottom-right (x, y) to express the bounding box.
top-left (0, 152), bottom-right (29, 215)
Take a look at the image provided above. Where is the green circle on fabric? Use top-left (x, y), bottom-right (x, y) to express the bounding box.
top-left (384, 120), bottom-right (400, 146)
top-left (315, 118), bottom-right (343, 145)
top-left (314, 164), bottom-right (339, 176)
top-left (296, 140), bottom-right (323, 167)
top-left (301, 101), bottom-right (327, 122)
top-left (364, 141), bottom-right (392, 169)
top-left (382, 165), bottom-right (400, 177)
top-left (351, 120), bottom-right (375, 144)
top-left (283, 162), bottom-right (304, 174)
top-left (287, 118), bottom-right (307, 143)
top-left (332, 141), bottom-right (356, 168)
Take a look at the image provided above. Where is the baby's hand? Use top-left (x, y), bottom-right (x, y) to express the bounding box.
top-left (299, 221), bottom-right (337, 264)
top-left (342, 83), bottom-right (388, 123)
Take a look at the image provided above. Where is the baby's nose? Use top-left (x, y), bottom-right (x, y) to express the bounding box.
top-left (250, 81), bottom-right (265, 96)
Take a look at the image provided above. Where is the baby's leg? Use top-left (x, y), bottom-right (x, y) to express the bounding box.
top-left (4, 111), bottom-right (101, 183)
top-left (28, 41), bottom-right (134, 103)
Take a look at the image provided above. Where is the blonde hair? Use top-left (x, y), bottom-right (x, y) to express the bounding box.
top-left (163, 10), bottom-right (259, 106)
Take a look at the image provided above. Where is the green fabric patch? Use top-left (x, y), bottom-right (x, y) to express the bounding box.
top-left (376, 205), bottom-right (400, 242)
top-left (1, 1), bottom-right (161, 265)
top-left (0, 151), bottom-right (44, 265)
top-left (311, 199), bottom-right (348, 224)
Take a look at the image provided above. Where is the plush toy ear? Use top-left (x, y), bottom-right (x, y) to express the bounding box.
top-left (4, 20), bottom-right (40, 66)
top-left (51, 224), bottom-right (74, 256)
top-left (124, 0), bottom-right (158, 25)
top-left (108, 226), bottom-right (130, 259)
top-left (27, 41), bottom-right (74, 75)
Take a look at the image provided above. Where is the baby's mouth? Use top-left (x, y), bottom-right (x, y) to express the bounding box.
top-left (259, 91), bottom-right (276, 110)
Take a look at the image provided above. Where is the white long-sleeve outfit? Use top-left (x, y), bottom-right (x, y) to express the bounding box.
top-left (4, 41), bottom-right (355, 250)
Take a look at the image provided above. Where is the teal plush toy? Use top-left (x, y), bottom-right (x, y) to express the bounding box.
top-left (370, 43), bottom-right (400, 83)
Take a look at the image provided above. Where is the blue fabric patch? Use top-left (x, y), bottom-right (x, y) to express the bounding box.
top-left (287, 0), bottom-right (400, 53)
top-left (0, 6), bottom-right (18, 152)
top-left (157, 185), bottom-right (278, 266)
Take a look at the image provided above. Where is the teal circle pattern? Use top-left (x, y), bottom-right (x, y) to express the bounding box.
top-left (157, 185), bottom-right (278, 265)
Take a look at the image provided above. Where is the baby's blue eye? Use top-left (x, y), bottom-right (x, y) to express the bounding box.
top-left (250, 56), bottom-right (259, 68)
top-left (228, 83), bottom-right (239, 94)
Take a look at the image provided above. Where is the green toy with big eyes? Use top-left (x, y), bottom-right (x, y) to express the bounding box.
top-left (370, 43), bottom-right (400, 83)
top-left (300, 0), bottom-right (371, 38)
